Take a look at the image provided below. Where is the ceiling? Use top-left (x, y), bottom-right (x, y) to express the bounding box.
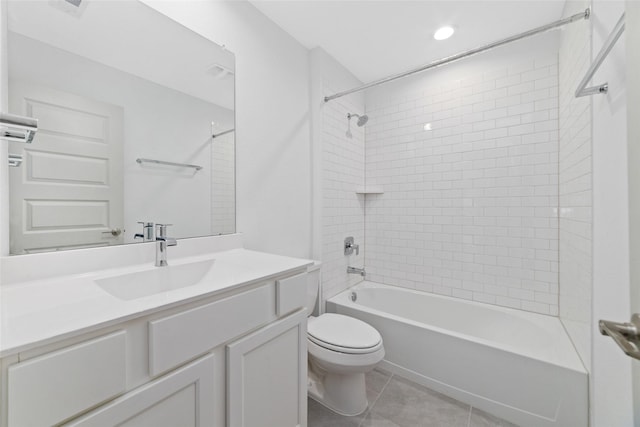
top-left (249, 1), bottom-right (568, 83)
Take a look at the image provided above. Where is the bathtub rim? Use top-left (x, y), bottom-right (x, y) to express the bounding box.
top-left (328, 281), bottom-right (587, 375)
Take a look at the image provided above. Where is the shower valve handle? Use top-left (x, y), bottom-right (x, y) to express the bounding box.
top-left (344, 236), bottom-right (359, 256)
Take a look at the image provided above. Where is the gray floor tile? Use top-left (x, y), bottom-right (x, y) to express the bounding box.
top-left (359, 412), bottom-right (402, 427)
top-left (308, 374), bottom-right (519, 427)
top-left (308, 397), bottom-right (364, 427)
top-left (366, 369), bottom-right (392, 403)
top-left (367, 376), bottom-right (471, 427)
top-left (468, 407), bottom-right (519, 427)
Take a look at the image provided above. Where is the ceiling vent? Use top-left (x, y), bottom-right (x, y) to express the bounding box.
top-left (206, 64), bottom-right (235, 80)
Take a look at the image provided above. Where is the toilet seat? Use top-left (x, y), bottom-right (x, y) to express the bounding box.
top-left (308, 313), bottom-right (382, 355)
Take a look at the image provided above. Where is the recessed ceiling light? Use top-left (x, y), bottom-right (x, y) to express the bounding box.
top-left (423, 123), bottom-right (432, 131)
top-left (434, 26), bottom-right (455, 41)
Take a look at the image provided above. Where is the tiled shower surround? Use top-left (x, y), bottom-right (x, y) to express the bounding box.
top-left (364, 54), bottom-right (560, 315)
top-left (321, 84), bottom-right (366, 300)
top-left (558, 0), bottom-right (592, 368)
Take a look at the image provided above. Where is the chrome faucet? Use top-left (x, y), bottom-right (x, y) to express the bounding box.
top-left (155, 223), bottom-right (177, 267)
top-left (347, 266), bottom-right (366, 277)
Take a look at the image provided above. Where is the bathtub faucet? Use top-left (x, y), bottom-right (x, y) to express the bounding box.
top-left (347, 266), bottom-right (366, 277)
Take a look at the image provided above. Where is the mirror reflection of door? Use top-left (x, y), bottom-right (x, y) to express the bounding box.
top-left (9, 83), bottom-right (124, 254)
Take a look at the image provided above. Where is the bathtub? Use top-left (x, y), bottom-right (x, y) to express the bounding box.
top-left (327, 282), bottom-right (588, 427)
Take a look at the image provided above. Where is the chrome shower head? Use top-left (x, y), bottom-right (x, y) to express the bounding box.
top-left (347, 113), bottom-right (369, 127)
top-left (346, 113), bottom-right (368, 138)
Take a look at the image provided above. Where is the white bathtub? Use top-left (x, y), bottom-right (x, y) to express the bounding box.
top-left (327, 282), bottom-right (588, 427)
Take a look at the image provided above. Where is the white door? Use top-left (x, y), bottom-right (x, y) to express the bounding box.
top-left (627, 1), bottom-right (640, 423)
top-left (8, 83), bottom-right (124, 253)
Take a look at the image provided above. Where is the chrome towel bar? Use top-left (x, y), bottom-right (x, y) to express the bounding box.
top-left (212, 128), bottom-right (234, 139)
top-left (0, 113), bottom-right (38, 144)
top-left (575, 12), bottom-right (625, 97)
top-left (136, 158), bottom-right (202, 171)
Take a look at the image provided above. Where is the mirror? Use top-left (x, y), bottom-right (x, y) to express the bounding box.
top-left (6, 0), bottom-right (235, 254)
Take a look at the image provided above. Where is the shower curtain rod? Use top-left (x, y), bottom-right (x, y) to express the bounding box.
top-left (324, 8), bottom-right (590, 103)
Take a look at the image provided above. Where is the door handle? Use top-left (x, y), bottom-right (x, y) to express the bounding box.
top-left (599, 313), bottom-right (640, 360)
top-left (102, 228), bottom-right (123, 237)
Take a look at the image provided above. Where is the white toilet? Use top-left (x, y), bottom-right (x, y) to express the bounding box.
top-left (306, 266), bottom-right (385, 416)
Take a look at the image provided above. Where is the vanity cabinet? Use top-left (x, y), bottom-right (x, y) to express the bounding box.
top-left (0, 270), bottom-right (309, 427)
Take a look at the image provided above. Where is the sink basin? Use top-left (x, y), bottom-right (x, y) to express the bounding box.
top-left (96, 259), bottom-right (215, 300)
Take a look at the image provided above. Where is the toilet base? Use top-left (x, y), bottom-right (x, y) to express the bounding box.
top-left (308, 369), bottom-right (368, 416)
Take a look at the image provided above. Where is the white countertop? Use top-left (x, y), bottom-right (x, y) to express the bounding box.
top-left (0, 248), bottom-right (313, 357)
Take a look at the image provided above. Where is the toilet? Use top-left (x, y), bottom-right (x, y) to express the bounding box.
top-left (306, 265), bottom-right (385, 416)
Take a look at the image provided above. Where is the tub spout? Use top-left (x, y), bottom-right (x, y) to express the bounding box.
top-left (347, 266), bottom-right (366, 277)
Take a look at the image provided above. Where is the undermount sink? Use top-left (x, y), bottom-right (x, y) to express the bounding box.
top-left (96, 259), bottom-right (215, 300)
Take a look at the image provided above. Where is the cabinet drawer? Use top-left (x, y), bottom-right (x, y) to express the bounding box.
top-left (8, 331), bottom-right (126, 427)
top-left (276, 273), bottom-right (307, 316)
top-left (149, 284), bottom-right (274, 376)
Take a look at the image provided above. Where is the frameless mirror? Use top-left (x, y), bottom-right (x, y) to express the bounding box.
top-left (6, 0), bottom-right (235, 254)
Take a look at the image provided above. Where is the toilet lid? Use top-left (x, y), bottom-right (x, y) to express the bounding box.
top-left (308, 313), bottom-right (382, 351)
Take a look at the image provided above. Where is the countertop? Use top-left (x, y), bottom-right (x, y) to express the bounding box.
top-left (0, 248), bottom-right (313, 357)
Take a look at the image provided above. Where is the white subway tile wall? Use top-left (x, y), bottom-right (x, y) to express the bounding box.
top-left (558, 1), bottom-right (592, 368)
top-left (211, 133), bottom-right (236, 235)
top-left (321, 83), bottom-right (366, 300)
top-left (364, 54), bottom-right (560, 315)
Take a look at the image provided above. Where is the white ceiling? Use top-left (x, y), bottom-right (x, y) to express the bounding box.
top-left (249, 0), bottom-right (568, 83)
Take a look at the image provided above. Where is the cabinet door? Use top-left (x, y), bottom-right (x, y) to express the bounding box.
top-left (67, 353), bottom-right (215, 427)
top-left (227, 309), bottom-right (307, 427)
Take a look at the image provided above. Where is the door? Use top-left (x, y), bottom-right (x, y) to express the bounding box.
top-left (227, 309), bottom-right (307, 427)
top-left (8, 82), bottom-right (123, 253)
top-left (628, 1), bottom-right (640, 424)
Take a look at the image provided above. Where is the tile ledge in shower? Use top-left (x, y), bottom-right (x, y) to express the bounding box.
top-left (355, 186), bottom-right (384, 194)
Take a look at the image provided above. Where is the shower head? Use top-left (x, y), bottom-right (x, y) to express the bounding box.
top-left (346, 113), bottom-right (368, 138)
top-left (347, 113), bottom-right (369, 127)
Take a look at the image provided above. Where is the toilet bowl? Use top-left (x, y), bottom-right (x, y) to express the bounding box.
top-left (306, 265), bottom-right (385, 416)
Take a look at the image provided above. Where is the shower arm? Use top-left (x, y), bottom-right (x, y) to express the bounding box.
top-left (324, 8), bottom-right (590, 103)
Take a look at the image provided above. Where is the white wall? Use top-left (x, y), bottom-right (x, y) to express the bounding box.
top-left (364, 35), bottom-right (560, 315)
top-left (309, 47), bottom-right (366, 301)
top-left (590, 1), bottom-right (634, 425)
top-left (142, 0), bottom-right (312, 259)
top-left (558, 0), bottom-right (593, 371)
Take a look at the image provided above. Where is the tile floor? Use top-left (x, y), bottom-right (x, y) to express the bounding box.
top-left (308, 370), bottom-right (518, 427)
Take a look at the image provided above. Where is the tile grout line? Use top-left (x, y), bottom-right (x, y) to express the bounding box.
top-left (357, 372), bottom-right (395, 427)
top-left (466, 405), bottom-right (472, 427)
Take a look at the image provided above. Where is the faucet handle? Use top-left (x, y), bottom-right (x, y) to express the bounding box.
top-left (344, 236), bottom-right (360, 256)
top-left (156, 223), bottom-right (173, 238)
top-left (135, 221), bottom-right (154, 241)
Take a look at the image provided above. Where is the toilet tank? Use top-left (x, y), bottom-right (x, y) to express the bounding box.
top-left (306, 262), bottom-right (322, 316)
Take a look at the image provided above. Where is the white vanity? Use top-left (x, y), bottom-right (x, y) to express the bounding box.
top-left (0, 235), bottom-right (312, 427)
